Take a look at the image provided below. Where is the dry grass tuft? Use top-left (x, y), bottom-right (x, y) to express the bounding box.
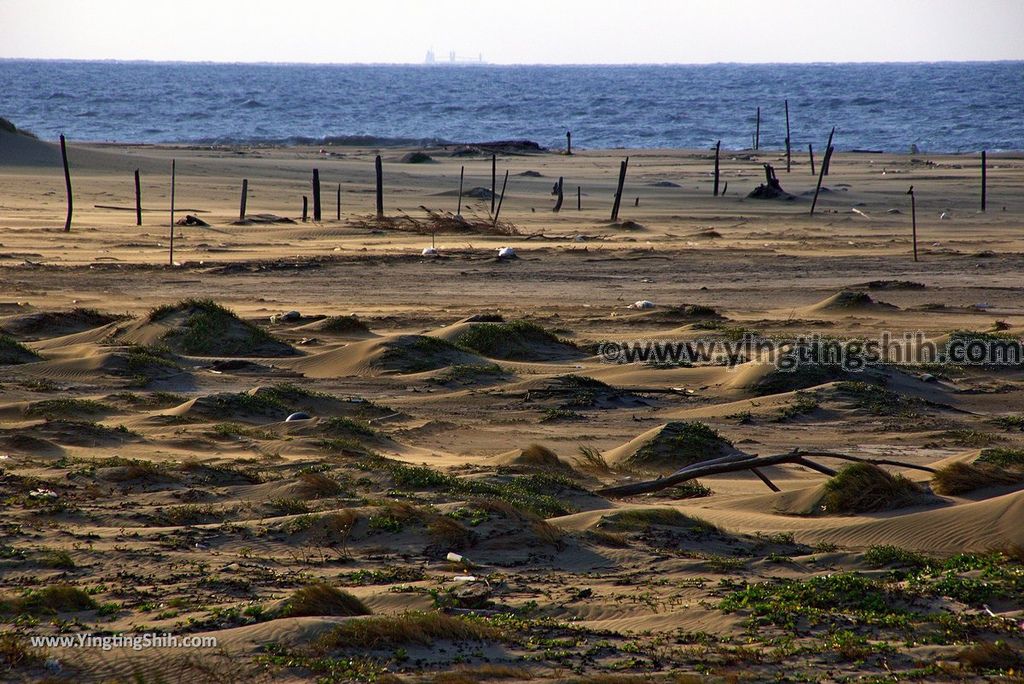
top-left (428, 517), bottom-right (476, 550)
top-left (432, 665), bottom-right (532, 683)
top-left (315, 611), bottom-right (502, 651)
top-left (0, 585), bottom-right (96, 615)
top-left (349, 207), bottom-right (518, 236)
top-left (574, 445), bottom-right (613, 475)
top-left (284, 583), bottom-right (371, 618)
top-left (957, 640), bottom-right (1023, 670)
top-left (0, 631), bottom-right (44, 669)
top-left (931, 462), bottom-right (1024, 495)
top-left (294, 472), bottom-right (344, 498)
top-left (818, 463), bottom-right (923, 514)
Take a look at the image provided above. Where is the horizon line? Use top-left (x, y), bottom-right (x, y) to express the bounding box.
top-left (2, 57), bottom-right (1023, 68)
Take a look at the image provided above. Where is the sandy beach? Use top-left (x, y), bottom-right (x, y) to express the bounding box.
top-left (2, 127), bottom-right (1024, 682)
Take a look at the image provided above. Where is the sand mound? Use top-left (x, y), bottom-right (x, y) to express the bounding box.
top-left (0, 334), bottom-right (40, 365)
top-left (619, 303), bottom-right (723, 325)
top-left (291, 334), bottom-right (486, 377)
top-left (0, 308), bottom-right (123, 341)
top-left (804, 290), bottom-right (898, 313)
top-left (493, 444), bottom-right (576, 473)
top-left (292, 315), bottom-right (374, 337)
top-left (116, 299), bottom-right (296, 357)
top-left (433, 320), bottom-right (581, 361)
top-left (605, 421), bottom-right (743, 473)
top-left (725, 362), bottom-right (847, 396)
top-left (514, 374), bottom-right (648, 409)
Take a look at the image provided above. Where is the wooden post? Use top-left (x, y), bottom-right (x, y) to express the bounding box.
top-left (755, 107), bottom-right (760, 150)
top-left (457, 165), bottom-right (464, 215)
top-left (374, 155), bottom-right (383, 219)
top-left (490, 154), bottom-right (496, 214)
top-left (302, 195), bottom-right (308, 222)
top-left (908, 186), bottom-right (918, 262)
top-left (810, 145), bottom-right (834, 216)
top-left (134, 169), bottom-right (142, 226)
top-left (239, 178), bottom-right (248, 222)
top-left (492, 169), bottom-right (509, 228)
top-left (577, 186), bottom-right (581, 211)
top-left (610, 157), bottom-right (628, 222)
top-left (59, 134), bottom-right (73, 232)
top-left (784, 99), bottom-right (791, 173)
top-left (822, 126), bottom-right (836, 176)
top-left (553, 176), bottom-right (564, 212)
top-left (337, 183), bottom-right (341, 220)
top-left (634, 196), bottom-right (639, 207)
top-left (312, 168), bottom-right (322, 222)
top-left (713, 140), bottom-right (721, 197)
top-left (981, 150), bottom-right (987, 212)
top-left (566, 131), bottom-right (572, 155)
top-left (722, 181), bottom-right (728, 196)
top-left (808, 144), bottom-right (815, 177)
top-left (169, 159), bottom-right (175, 266)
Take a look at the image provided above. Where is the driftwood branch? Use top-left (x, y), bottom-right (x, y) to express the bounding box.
top-left (596, 449), bottom-right (935, 498)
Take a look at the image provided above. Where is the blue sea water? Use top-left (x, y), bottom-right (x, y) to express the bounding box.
top-left (1, 60), bottom-right (1022, 152)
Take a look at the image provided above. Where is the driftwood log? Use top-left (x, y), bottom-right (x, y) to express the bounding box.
top-left (596, 448), bottom-right (936, 498)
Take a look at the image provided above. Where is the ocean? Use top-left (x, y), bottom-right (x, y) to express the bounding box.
top-left (2, 60), bottom-right (1022, 152)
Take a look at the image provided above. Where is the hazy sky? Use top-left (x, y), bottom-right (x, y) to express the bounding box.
top-left (1, 0), bottom-right (1022, 64)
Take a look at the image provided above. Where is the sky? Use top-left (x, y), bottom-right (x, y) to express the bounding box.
top-left (1, 0), bottom-right (1022, 64)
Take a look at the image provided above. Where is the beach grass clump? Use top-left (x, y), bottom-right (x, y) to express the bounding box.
top-left (284, 583), bottom-right (370, 618)
top-left (294, 472), bottom-right (345, 498)
top-left (977, 448), bottom-right (1024, 468)
top-left (315, 315), bottom-right (371, 335)
top-left (0, 334), bottom-right (40, 365)
top-left (0, 585), bottom-right (96, 615)
top-left (25, 398), bottom-right (110, 419)
top-left (0, 631), bottom-right (44, 670)
top-left (147, 298), bottom-right (293, 356)
top-left (623, 421), bottom-right (734, 473)
top-left (317, 416), bottom-right (377, 438)
top-left (931, 462), bottom-right (1024, 495)
top-left (37, 548), bottom-right (76, 570)
top-left (314, 611), bottom-right (502, 651)
top-left (454, 320), bottom-right (575, 360)
top-left (818, 463), bottom-right (922, 514)
top-left (957, 640), bottom-right (1024, 671)
top-left (430, 363), bottom-right (504, 385)
top-left (597, 508), bottom-right (716, 533)
top-left (837, 381), bottom-right (922, 417)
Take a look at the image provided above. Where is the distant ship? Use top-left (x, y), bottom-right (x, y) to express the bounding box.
top-left (425, 49), bottom-right (487, 66)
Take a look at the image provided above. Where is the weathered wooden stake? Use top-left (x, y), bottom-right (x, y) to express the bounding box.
top-left (810, 145), bottom-right (834, 216)
top-left (302, 195), bottom-right (308, 222)
top-left (492, 169), bottom-right (509, 228)
top-left (566, 131), bottom-right (572, 155)
top-left (374, 155), bottom-right (383, 219)
top-left (981, 150), bottom-right (987, 212)
top-left (312, 168), bottom-right (322, 222)
top-left (755, 106), bottom-right (760, 150)
top-left (722, 181), bottom-right (728, 196)
top-left (239, 179), bottom-right (248, 221)
top-left (337, 183), bottom-right (342, 220)
top-left (610, 157), bottom-right (628, 222)
top-left (908, 185), bottom-right (918, 262)
top-left (169, 159), bottom-right (175, 266)
top-left (553, 177), bottom-right (564, 212)
top-left (577, 186), bottom-right (581, 211)
top-left (60, 134), bottom-right (73, 232)
top-left (457, 165), bottom-right (465, 215)
top-left (808, 144), bottom-right (815, 176)
top-left (490, 154), bottom-right (497, 214)
top-left (134, 169), bottom-right (142, 226)
top-left (784, 99), bottom-right (791, 173)
top-left (713, 140), bottom-right (721, 197)
top-left (822, 126), bottom-right (836, 176)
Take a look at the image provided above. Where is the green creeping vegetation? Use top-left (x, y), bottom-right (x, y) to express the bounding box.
top-left (836, 381), bottom-right (922, 417)
top-left (124, 344), bottom-right (181, 371)
top-left (340, 566), bottom-right (426, 586)
top-left (430, 363), bottom-right (504, 385)
top-left (936, 429), bottom-right (1002, 447)
top-left (541, 408), bottom-right (584, 422)
top-left (354, 454), bottom-right (582, 518)
top-left (992, 415), bottom-right (1024, 431)
top-left (284, 583), bottom-right (370, 618)
top-left (147, 298), bottom-right (289, 356)
top-left (818, 463), bottom-right (922, 514)
top-left (751, 363), bottom-right (843, 396)
top-left (25, 398), bottom-right (111, 418)
top-left (690, 320), bottom-right (759, 342)
top-left (0, 585), bottom-right (96, 615)
top-left (454, 320), bottom-right (575, 360)
top-left (977, 448), bottom-right (1024, 468)
top-left (210, 423), bottom-right (277, 440)
top-left (0, 334), bottom-right (39, 364)
top-left (774, 391), bottom-right (820, 421)
top-left (863, 547), bottom-right (1024, 607)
